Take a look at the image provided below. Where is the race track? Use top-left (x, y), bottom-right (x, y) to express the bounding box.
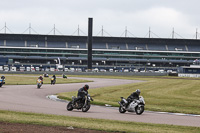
top-left (0, 77), bottom-right (199, 127)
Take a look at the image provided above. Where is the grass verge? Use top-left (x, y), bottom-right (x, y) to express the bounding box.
top-left (2, 74), bottom-right (92, 85)
top-left (0, 110), bottom-right (199, 133)
top-left (57, 75), bottom-right (200, 114)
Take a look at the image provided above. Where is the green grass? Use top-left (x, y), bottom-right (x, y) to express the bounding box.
top-left (2, 74), bottom-right (200, 132)
top-left (0, 110), bottom-right (199, 133)
top-left (3, 74), bottom-right (92, 85)
top-left (58, 76), bottom-right (200, 114)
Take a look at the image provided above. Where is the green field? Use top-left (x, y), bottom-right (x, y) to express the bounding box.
top-left (0, 110), bottom-right (199, 133)
top-left (58, 76), bottom-right (200, 115)
top-left (1, 74), bottom-right (200, 132)
top-left (2, 74), bottom-right (92, 85)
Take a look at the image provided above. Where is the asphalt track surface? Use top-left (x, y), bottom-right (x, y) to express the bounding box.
top-left (0, 77), bottom-right (200, 127)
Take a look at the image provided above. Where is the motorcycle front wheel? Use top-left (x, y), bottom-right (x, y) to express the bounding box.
top-left (82, 103), bottom-right (90, 112)
top-left (67, 101), bottom-right (74, 111)
top-left (119, 106), bottom-right (126, 113)
top-left (135, 105), bottom-right (144, 115)
top-left (37, 84), bottom-right (40, 89)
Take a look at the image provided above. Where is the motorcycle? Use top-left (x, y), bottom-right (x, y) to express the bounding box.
top-left (63, 74), bottom-right (67, 78)
top-left (51, 77), bottom-right (56, 85)
top-left (118, 96), bottom-right (145, 115)
top-left (36, 79), bottom-right (42, 88)
top-left (66, 94), bottom-right (93, 112)
top-left (0, 79), bottom-right (4, 87)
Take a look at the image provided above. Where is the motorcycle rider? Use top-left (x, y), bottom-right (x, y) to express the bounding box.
top-left (126, 89), bottom-right (141, 107)
top-left (72, 84), bottom-right (89, 105)
top-left (1, 75), bottom-right (5, 80)
top-left (51, 75), bottom-right (56, 85)
top-left (38, 75), bottom-right (43, 84)
top-left (1, 75), bottom-right (5, 84)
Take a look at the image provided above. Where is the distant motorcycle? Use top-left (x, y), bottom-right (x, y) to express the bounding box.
top-left (118, 96), bottom-right (145, 115)
top-left (63, 74), bottom-right (67, 78)
top-left (67, 94), bottom-right (93, 112)
top-left (36, 79), bottom-right (42, 88)
top-left (0, 79), bottom-right (4, 87)
top-left (51, 77), bottom-right (56, 85)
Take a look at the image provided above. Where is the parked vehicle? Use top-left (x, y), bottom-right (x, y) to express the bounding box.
top-left (66, 94), bottom-right (93, 112)
top-left (0, 66), bottom-right (3, 71)
top-left (20, 66), bottom-right (25, 72)
top-left (36, 79), bottom-right (42, 88)
top-left (118, 96), bottom-right (145, 115)
top-left (10, 67), bottom-right (16, 72)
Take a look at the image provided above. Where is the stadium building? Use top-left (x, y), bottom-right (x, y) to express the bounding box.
top-left (0, 33), bottom-right (200, 72)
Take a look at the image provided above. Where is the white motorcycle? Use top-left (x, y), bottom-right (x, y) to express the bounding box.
top-left (118, 96), bottom-right (145, 115)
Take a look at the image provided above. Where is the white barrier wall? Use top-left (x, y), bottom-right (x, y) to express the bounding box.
top-left (178, 73), bottom-right (200, 78)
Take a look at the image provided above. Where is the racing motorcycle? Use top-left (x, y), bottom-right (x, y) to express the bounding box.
top-left (36, 79), bottom-right (42, 88)
top-left (51, 77), bottom-right (56, 85)
top-left (66, 94), bottom-right (93, 112)
top-left (0, 79), bottom-right (4, 87)
top-left (118, 96), bottom-right (145, 115)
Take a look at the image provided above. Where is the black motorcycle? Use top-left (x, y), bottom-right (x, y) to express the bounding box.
top-left (66, 94), bottom-right (93, 112)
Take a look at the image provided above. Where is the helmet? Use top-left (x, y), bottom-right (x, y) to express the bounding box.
top-left (84, 84), bottom-right (89, 90)
top-left (136, 89), bottom-right (141, 95)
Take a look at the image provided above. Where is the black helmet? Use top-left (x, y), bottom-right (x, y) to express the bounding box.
top-left (84, 84), bottom-right (89, 90)
top-left (136, 89), bottom-right (141, 95)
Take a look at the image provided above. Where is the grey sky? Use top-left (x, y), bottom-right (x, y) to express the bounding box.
top-left (0, 0), bottom-right (200, 39)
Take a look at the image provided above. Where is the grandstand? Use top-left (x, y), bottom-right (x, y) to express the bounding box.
top-left (0, 33), bottom-right (200, 72)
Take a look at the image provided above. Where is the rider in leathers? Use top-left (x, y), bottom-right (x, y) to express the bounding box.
top-left (73, 84), bottom-right (89, 105)
top-left (126, 89), bottom-right (141, 107)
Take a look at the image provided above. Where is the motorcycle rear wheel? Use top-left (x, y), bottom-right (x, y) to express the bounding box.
top-left (119, 106), bottom-right (126, 113)
top-left (135, 105), bottom-right (144, 115)
top-left (82, 104), bottom-right (90, 112)
top-left (67, 102), bottom-right (74, 111)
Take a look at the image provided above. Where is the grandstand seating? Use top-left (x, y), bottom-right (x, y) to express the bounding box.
top-left (108, 58), bottom-right (129, 61)
top-left (169, 59), bottom-right (188, 63)
top-left (6, 40), bottom-right (25, 47)
top-left (167, 44), bottom-right (186, 51)
top-left (129, 59), bottom-right (148, 62)
top-left (187, 44), bottom-right (200, 52)
top-left (27, 41), bottom-right (45, 47)
top-left (1, 34), bottom-right (200, 69)
top-left (93, 43), bottom-right (107, 49)
top-left (47, 41), bottom-right (66, 48)
top-left (0, 40), bottom-right (4, 46)
top-left (68, 42), bottom-right (86, 49)
top-left (147, 44), bottom-right (166, 51)
top-left (128, 43), bottom-right (147, 50)
top-left (108, 43), bottom-right (127, 50)
top-left (149, 59), bottom-right (169, 63)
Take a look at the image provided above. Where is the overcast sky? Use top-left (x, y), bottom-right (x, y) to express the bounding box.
top-left (0, 0), bottom-right (200, 39)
